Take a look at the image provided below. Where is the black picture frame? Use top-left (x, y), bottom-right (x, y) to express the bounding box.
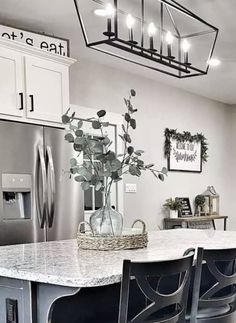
top-left (176, 197), bottom-right (192, 217)
top-left (164, 128), bottom-right (208, 173)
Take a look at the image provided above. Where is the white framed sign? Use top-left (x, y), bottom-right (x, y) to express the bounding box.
top-left (168, 138), bottom-right (202, 172)
top-left (0, 24), bottom-right (69, 57)
top-left (164, 128), bottom-right (208, 173)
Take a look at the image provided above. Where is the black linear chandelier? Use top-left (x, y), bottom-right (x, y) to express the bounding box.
top-left (74, 0), bottom-right (219, 78)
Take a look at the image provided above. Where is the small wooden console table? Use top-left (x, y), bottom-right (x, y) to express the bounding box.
top-left (164, 215), bottom-right (228, 231)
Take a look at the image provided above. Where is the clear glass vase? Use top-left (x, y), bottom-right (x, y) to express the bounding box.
top-left (90, 196), bottom-right (123, 236)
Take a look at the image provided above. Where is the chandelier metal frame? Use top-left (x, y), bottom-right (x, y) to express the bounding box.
top-left (74, 0), bottom-right (219, 78)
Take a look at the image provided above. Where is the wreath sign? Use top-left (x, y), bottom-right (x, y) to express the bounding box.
top-left (164, 128), bottom-right (208, 172)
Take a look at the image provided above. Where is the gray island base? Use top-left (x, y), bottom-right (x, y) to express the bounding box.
top-left (1, 229), bottom-right (236, 322)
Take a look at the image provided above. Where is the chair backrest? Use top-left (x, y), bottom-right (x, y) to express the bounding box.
top-left (190, 247), bottom-right (236, 323)
top-left (118, 253), bottom-right (194, 323)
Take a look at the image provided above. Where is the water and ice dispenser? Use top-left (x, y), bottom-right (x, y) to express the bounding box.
top-left (2, 174), bottom-right (32, 220)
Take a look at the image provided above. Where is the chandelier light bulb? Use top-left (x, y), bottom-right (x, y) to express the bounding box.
top-left (148, 22), bottom-right (157, 37)
top-left (105, 3), bottom-right (115, 17)
top-left (94, 9), bottom-right (107, 16)
top-left (208, 58), bottom-right (221, 67)
top-left (182, 39), bottom-right (190, 53)
top-left (126, 14), bottom-right (135, 30)
top-left (165, 31), bottom-right (174, 45)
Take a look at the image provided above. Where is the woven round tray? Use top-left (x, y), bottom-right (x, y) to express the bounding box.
top-left (77, 219), bottom-right (148, 251)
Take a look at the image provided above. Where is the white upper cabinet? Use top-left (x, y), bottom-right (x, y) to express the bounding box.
top-left (25, 57), bottom-right (69, 123)
top-left (0, 47), bottom-right (24, 117)
top-left (0, 38), bottom-right (75, 125)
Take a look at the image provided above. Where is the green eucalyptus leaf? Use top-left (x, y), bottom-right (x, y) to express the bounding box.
top-left (127, 146), bottom-right (134, 155)
top-left (69, 124), bottom-right (77, 131)
top-left (110, 159), bottom-right (122, 171)
top-left (125, 113), bottom-right (131, 122)
top-left (129, 165), bottom-right (141, 176)
top-left (77, 167), bottom-right (89, 177)
top-left (70, 158), bottom-right (77, 167)
top-left (65, 133), bottom-right (74, 143)
top-left (95, 181), bottom-right (102, 191)
top-left (158, 173), bottom-right (165, 181)
top-left (125, 156), bottom-right (131, 165)
top-left (74, 137), bottom-right (85, 145)
top-left (77, 120), bottom-right (83, 129)
top-left (102, 122), bottom-right (109, 127)
top-left (73, 143), bottom-right (82, 152)
top-left (145, 163), bottom-right (155, 169)
top-left (62, 114), bottom-right (70, 124)
top-left (137, 159), bottom-right (144, 167)
top-left (91, 174), bottom-right (98, 185)
top-left (134, 150), bottom-right (144, 156)
top-left (70, 167), bottom-right (77, 175)
top-left (129, 165), bottom-right (137, 176)
top-left (124, 133), bottom-right (131, 143)
top-left (119, 134), bottom-right (124, 141)
top-left (130, 119), bottom-right (136, 129)
top-left (130, 89), bottom-right (136, 97)
top-left (106, 151), bottom-right (116, 161)
top-left (111, 171), bottom-right (119, 180)
top-left (81, 182), bottom-right (90, 191)
top-left (75, 129), bottom-right (83, 137)
top-left (96, 154), bottom-right (106, 163)
top-left (92, 120), bottom-right (101, 129)
top-left (97, 110), bottom-right (106, 118)
top-left (162, 167), bottom-right (168, 175)
top-left (102, 137), bottom-right (110, 145)
top-left (74, 176), bottom-right (84, 182)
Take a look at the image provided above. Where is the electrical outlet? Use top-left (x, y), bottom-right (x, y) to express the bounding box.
top-left (125, 183), bottom-right (137, 193)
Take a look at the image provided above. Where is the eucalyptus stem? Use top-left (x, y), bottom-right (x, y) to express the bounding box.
top-left (84, 137), bottom-right (100, 177)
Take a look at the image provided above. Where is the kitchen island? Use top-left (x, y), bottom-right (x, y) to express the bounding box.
top-left (1, 229), bottom-right (236, 323)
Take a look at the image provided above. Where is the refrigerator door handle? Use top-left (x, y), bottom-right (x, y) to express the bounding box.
top-left (35, 145), bottom-right (47, 228)
top-left (46, 146), bottom-right (56, 228)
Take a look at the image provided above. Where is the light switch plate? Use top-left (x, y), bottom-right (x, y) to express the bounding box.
top-left (125, 183), bottom-right (137, 193)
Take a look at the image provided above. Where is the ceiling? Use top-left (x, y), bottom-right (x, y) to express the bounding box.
top-left (0, 0), bottom-right (236, 105)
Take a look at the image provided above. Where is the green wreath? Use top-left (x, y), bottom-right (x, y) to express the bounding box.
top-left (164, 128), bottom-right (208, 162)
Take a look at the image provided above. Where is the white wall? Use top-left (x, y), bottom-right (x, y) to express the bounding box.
top-left (69, 59), bottom-right (235, 230)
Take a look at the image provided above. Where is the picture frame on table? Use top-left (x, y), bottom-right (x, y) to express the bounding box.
top-left (176, 197), bottom-right (192, 217)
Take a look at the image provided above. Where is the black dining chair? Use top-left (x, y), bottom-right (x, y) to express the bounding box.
top-left (118, 253), bottom-right (194, 323)
top-left (190, 247), bottom-right (236, 323)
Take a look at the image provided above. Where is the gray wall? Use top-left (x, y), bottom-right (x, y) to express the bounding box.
top-left (69, 59), bottom-right (235, 230)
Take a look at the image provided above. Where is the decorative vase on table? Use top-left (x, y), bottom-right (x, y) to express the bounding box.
top-left (62, 89), bottom-right (168, 238)
top-left (90, 194), bottom-right (123, 236)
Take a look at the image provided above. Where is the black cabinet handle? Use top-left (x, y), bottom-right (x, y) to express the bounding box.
top-left (29, 95), bottom-right (34, 112)
top-left (19, 92), bottom-right (24, 110)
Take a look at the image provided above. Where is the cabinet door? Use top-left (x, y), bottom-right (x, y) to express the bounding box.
top-left (25, 56), bottom-right (69, 123)
top-left (0, 48), bottom-right (24, 117)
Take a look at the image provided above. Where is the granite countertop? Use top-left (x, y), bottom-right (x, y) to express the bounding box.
top-left (0, 229), bottom-right (236, 288)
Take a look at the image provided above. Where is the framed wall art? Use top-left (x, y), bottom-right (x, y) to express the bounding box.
top-left (164, 128), bottom-right (208, 173)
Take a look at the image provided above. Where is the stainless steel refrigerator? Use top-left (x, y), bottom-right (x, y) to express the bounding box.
top-left (0, 120), bottom-right (83, 245)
